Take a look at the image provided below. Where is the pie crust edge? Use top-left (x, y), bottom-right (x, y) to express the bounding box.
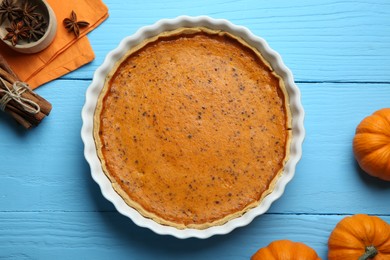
top-left (93, 27), bottom-right (292, 229)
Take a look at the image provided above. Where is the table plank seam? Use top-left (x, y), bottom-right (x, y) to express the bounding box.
top-left (0, 211), bottom-right (389, 217)
top-left (52, 78), bottom-right (390, 84)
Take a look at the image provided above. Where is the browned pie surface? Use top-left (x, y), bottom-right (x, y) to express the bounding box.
top-left (95, 28), bottom-right (290, 229)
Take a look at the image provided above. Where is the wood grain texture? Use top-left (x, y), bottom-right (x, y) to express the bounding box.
top-left (1, 212), bottom-right (388, 259)
top-left (270, 83), bottom-right (390, 215)
top-left (1, 82), bottom-right (389, 213)
top-left (63, 0), bottom-right (390, 83)
top-left (1, 0), bottom-right (390, 259)
top-left (1, 81), bottom-right (389, 258)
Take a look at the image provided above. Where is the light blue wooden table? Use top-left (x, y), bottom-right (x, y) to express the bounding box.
top-left (1, 0), bottom-right (390, 259)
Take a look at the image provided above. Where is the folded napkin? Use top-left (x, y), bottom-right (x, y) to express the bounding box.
top-left (0, 0), bottom-right (108, 89)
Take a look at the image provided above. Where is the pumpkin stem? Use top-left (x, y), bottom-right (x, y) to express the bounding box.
top-left (358, 245), bottom-right (378, 260)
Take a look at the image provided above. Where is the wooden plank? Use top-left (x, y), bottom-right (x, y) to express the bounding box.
top-left (0, 81), bottom-right (389, 215)
top-left (1, 0), bottom-right (389, 259)
top-left (269, 83), bottom-right (390, 214)
top-left (0, 212), bottom-right (388, 259)
top-left (61, 0), bottom-right (390, 83)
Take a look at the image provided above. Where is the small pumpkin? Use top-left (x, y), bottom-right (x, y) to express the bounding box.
top-left (353, 108), bottom-right (390, 181)
top-left (251, 239), bottom-right (321, 260)
top-left (328, 214), bottom-right (390, 260)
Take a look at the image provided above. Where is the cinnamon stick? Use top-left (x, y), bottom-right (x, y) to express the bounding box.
top-left (0, 54), bottom-right (52, 129)
top-left (0, 67), bottom-right (18, 83)
top-left (0, 55), bottom-right (18, 80)
top-left (0, 72), bottom-right (52, 115)
top-left (6, 106), bottom-right (33, 129)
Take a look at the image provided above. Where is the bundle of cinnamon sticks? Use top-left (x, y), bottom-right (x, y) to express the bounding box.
top-left (0, 54), bottom-right (52, 129)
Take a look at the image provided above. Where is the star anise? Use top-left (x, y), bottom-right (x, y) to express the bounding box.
top-left (63, 10), bottom-right (89, 38)
top-left (35, 14), bottom-right (47, 34)
top-left (0, 0), bottom-right (21, 25)
top-left (3, 20), bottom-right (29, 46)
top-left (24, 19), bottom-right (45, 42)
top-left (18, 0), bottom-right (41, 25)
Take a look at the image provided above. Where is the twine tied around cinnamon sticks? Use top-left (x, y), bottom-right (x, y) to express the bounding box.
top-left (0, 79), bottom-right (41, 114)
top-left (0, 54), bottom-right (52, 129)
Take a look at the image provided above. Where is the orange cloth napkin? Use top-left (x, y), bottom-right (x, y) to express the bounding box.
top-left (0, 0), bottom-right (108, 89)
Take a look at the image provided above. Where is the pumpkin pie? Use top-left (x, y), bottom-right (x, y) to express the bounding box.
top-left (94, 27), bottom-right (291, 229)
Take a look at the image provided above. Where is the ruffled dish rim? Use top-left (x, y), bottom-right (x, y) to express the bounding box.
top-left (81, 15), bottom-right (305, 239)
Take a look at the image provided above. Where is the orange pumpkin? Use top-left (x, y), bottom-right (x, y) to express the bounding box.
top-left (353, 108), bottom-right (390, 181)
top-left (328, 214), bottom-right (390, 260)
top-left (251, 239), bottom-right (321, 260)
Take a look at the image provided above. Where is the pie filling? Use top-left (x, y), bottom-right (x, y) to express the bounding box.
top-left (94, 27), bottom-right (291, 229)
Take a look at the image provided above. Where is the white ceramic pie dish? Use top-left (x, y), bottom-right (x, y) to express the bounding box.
top-left (81, 16), bottom-right (305, 239)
